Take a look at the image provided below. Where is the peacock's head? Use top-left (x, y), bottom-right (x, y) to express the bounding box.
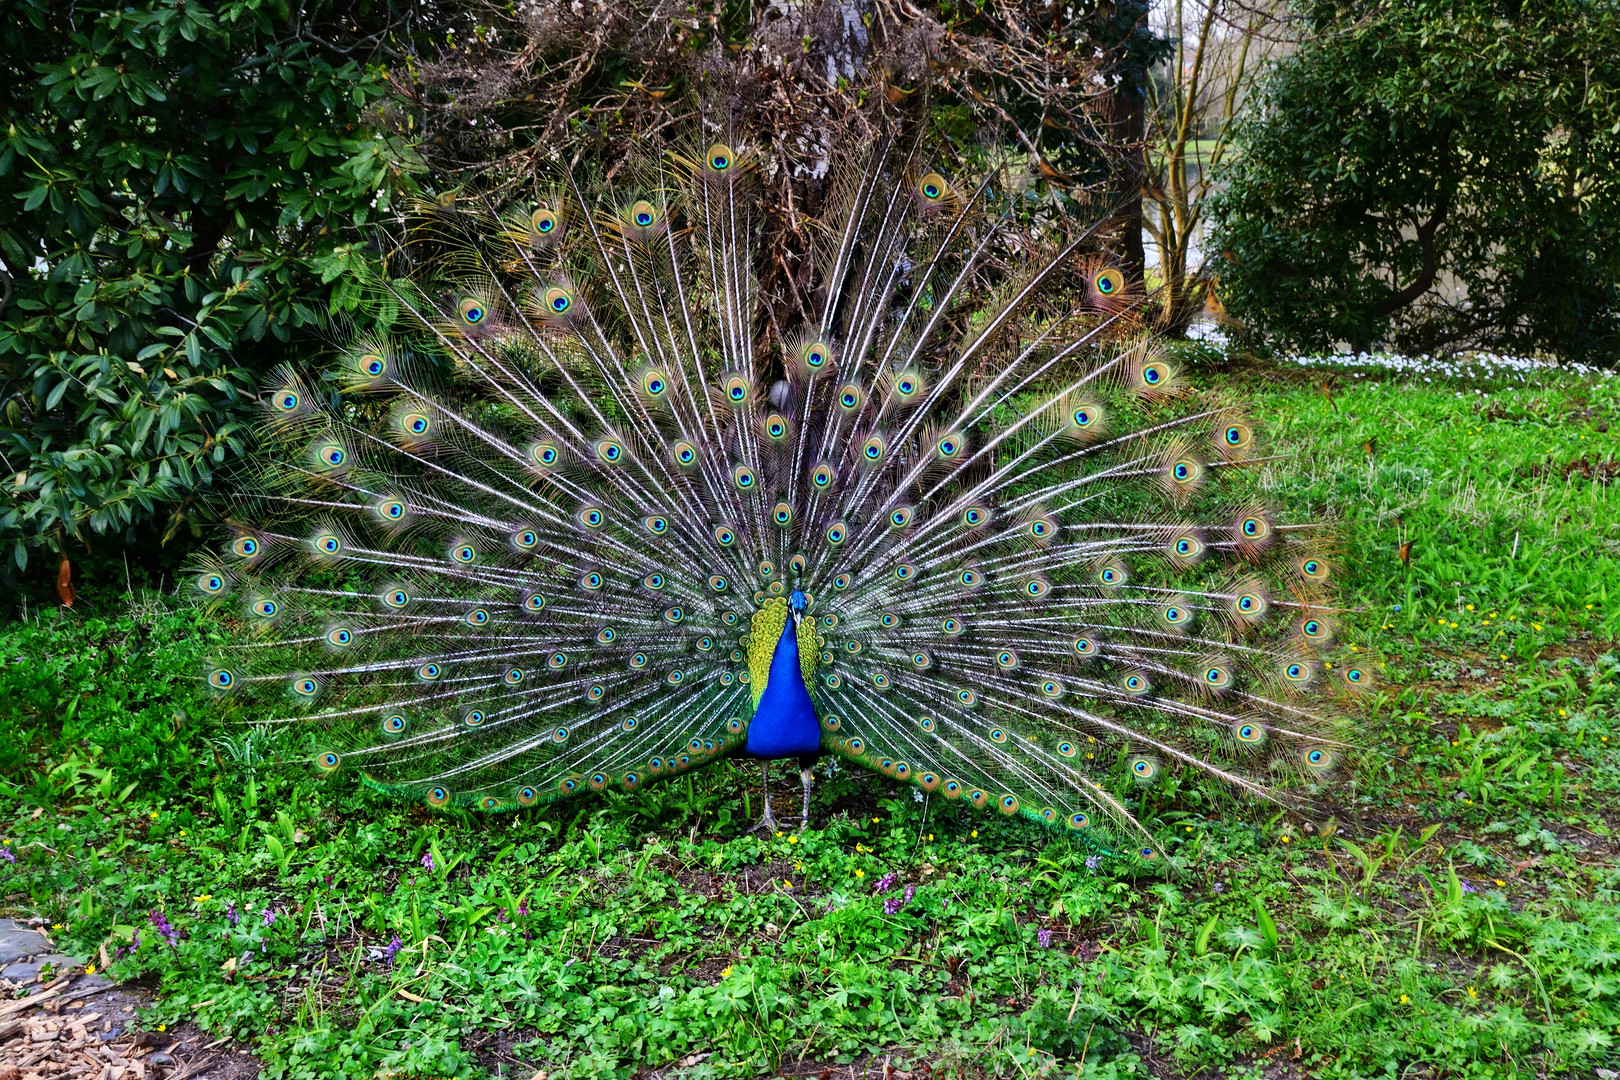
top-left (788, 589), bottom-right (807, 621)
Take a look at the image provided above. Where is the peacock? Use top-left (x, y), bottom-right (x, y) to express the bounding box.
top-left (194, 126), bottom-right (1366, 856)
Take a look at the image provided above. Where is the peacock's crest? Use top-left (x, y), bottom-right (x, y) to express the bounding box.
top-left (196, 126), bottom-right (1363, 855)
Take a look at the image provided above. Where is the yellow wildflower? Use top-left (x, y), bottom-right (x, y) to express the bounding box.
top-left (788, 835), bottom-right (798, 844)
top-left (1399, 994), bottom-right (1409, 1004)
top-left (971, 830), bottom-right (978, 838)
top-left (1493, 879), bottom-right (1506, 887)
top-left (855, 869), bottom-right (864, 878)
top-left (194, 894), bottom-right (211, 904)
top-left (85, 965), bottom-right (96, 975)
top-left (721, 965), bottom-right (733, 977)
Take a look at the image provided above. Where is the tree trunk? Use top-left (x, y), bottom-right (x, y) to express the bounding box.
top-left (1100, 81), bottom-right (1148, 280)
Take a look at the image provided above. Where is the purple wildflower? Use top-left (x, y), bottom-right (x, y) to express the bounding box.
top-left (1038, 928), bottom-right (1054, 949)
top-left (875, 872), bottom-right (897, 895)
top-left (421, 852), bottom-right (435, 872)
top-left (1212, 882), bottom-right (1225, 893)
top-left (382, 934), bottom-right (403, 966)
top-left (1460, 879), bottom-right (1477, 894)
top-left (262, 907), bottom-right (277, 927)
top-left (226, 902), bottom-right (240, 926)
top-left (883, 883), bottom-right (917, 916)
top-left (0, 846), bottom-right (14, 864)
top-left (1084, 855), bottom-right (1100, 871)
top-left (148, 910), bottom-right (181, 947)
top-left (518, 901), bottom-right (528, 917)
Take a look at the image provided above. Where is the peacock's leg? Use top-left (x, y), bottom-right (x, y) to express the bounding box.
top-left (798, 759), bottom-right (815, 830)
top-left (748, 761), bottom-right (780, 834)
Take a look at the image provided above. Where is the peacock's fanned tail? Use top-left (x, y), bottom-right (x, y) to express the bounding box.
top-left (196, 130), bottom-right (1367, 853)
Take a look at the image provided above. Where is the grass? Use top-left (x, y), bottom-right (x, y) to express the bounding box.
top-left (1, 358), bottom-right (1617, 1079)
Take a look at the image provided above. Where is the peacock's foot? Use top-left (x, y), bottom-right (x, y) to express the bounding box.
top-left (748, 813), bottom-right (781, 835)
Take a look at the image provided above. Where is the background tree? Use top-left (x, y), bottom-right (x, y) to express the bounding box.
top-left (1207, 0), bottom-right (1620, 362)
top-left (0, 0), bottom-right (426, 597)
top-left (1141, 0), bottom-right (1291, 332)
top-left (395, 0), bottom-right (1161, 323)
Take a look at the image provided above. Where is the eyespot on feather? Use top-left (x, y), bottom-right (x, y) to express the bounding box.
top-left (705, 143), bottom-right (736, 172)
top-left (541, 285), bottom-right (576, 320)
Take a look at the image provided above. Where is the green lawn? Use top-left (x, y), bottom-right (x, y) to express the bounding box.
top-left (1, 359), bottom-right (1617, 1079)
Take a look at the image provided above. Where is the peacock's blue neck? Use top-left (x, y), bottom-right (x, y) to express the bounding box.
top-left (743, 616), bottom-right (822, 760)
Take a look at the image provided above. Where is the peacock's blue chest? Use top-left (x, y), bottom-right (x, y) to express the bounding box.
top-left (744, 617), bottom-right (822, 759)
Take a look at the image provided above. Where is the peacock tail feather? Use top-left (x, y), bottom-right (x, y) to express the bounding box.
top-left (196, 126), bottom-right (1365, 854)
